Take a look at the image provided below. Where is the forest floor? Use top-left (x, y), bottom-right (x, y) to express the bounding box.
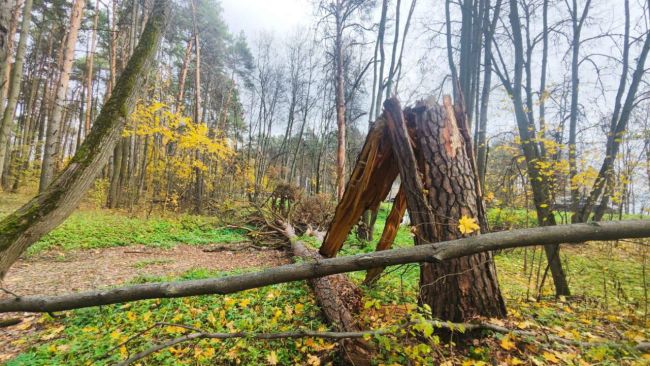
top-left (0, 192), bottom-right (649, 365)
top-left (0, 245), bottom-right (288, 362)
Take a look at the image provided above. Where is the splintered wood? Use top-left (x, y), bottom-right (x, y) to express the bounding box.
top-left (321, 96), bottom-right (506, 322)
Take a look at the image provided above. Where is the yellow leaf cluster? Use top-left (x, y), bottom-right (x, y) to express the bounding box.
top-left (458, 215), bottom-right (480, 235)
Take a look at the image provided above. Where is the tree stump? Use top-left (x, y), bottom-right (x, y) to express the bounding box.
top-left (384, 96), bottom-right (506, 321)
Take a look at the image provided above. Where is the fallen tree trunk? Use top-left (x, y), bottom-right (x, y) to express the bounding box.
top-left (283, 224), bottom-right (372, 365)
top-left (0, 220), bottom-right (649, 313)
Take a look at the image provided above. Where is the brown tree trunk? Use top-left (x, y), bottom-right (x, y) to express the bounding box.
top-left (0, 0), bottom-right (19, 103)
top-left (0, 0), bottom-right (170, 279)
top-left (190, 0), bottom-right (203, 213)
top-left (39, 0), bottom-right (86, 192)
top-left (176, 39), bottom-right (193, 109)
top-left (0, 0), bottom-right (11, 72)
top-left (319, 118), bottom-right (398, 257)
top-left (283, 225), bottom-right (372, 366)
top-left (384, 96), bottom-right (506, 321)
top-left (0, 0), bottom-right (32, 181)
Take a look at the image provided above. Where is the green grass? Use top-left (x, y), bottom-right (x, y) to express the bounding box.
top-left (487, 206), bottom-right (649, 229)
top-left (4, 195), bottom-right (649, 364)
top-left (8, 269), bottom-right (330, 366)
top-left (25, 212), bottom-right (247, 255)
top-left (336, 203), bottom-right (649, 313)
top-left (132, 259), bottom-right (174, 269)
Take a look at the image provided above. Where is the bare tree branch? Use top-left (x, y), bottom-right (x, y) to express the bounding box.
top-left (1, 220), bottom-right (650, 313)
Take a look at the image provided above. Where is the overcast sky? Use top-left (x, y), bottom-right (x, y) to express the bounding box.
top-left (221, 0), bottom-right (314, 41)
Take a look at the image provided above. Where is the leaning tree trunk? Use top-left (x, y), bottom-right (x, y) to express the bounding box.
top-left (0, 0), bottom-right (170, 279)
top-left (384, 96), bottom-right (506, 321)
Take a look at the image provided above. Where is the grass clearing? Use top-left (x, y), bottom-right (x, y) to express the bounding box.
top-left (7, 269), bottom-right (330, 366)
top-left (25, 211), bottom-right (247, 255)
top-left (2, 195), bottom-right (649, 364)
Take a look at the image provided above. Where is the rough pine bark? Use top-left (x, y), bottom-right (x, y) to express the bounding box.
top-left (384, 97), bottom-right (506, 321)
top-left (0, 0), bottom-right (170, 279)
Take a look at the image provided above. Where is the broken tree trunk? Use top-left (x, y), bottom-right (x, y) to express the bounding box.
top-left (319, 118), bottom-right (398, 258)
top-left (384, 96), bottom-right (506, 321)
top-left (282, 224), bottom-right (372, 366)
top-left (363, 185), bottom-right (406, 284)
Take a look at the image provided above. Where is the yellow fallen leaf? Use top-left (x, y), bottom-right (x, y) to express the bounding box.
top-left (516, 321), bottom-right (532, 329)
top-left (500, 334), bottom-right (517, 351)
top-left (489, 318), bottom-right (505, 327)
top-left (204, 347), bottom-right (215, 358)
top-left (267, 351), bottom-right (278, 365)
top-left (542, 351), bottom-right (560, 364)
top-left (507, 357), bottom-right (525, 365)
top-left (239, 299), bottom-right (251, 308)
top-left (307, 354), bottom-right (321, 366)
top-left (224, 297), bottom-right (236, 307)
top-left (15, 321), bottom-right (32, 331)
top-left (458, 215), bottom-right (480, 235)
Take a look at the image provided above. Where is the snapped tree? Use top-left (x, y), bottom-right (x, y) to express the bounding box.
top-left (321, 96), bottom-right (505, 322)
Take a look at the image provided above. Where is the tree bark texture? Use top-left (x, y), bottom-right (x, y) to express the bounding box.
top-left (83, 0), bottom-right (101, 136)
top-left (0, 0), bottom-right (170, 279)
top-left (335, 2), bottom-right (347, 200)
top-left (0, 0), bottom-right (32, 180)
top-left (284, 225), bottom-right (372, 366)
top-left (0, 0), bottom-right (12, 77)
top-left (39, 0), bottom-right (86, 192)
top-left (384, 96), bottom-right (506, 321)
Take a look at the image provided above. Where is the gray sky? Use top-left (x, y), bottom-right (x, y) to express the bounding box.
top-left (221, 0), bottom-right (313, 41)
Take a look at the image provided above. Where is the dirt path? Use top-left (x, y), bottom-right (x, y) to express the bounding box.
top-left (0, 244), bottom-right (289, 362)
